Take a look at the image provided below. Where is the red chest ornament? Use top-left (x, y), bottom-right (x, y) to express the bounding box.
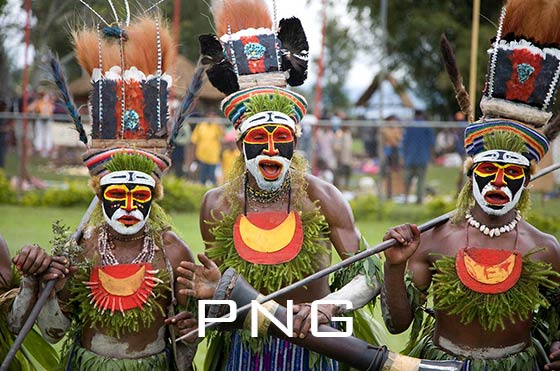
top-left (455, 248), bottom-right (522, 294)
top-left (85, 263), bottom-right (161, 314)
top-left (233, 211), bottom-right (304, 265)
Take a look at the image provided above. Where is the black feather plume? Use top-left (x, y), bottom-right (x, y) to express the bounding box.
top-left (439, 34), bottom-right (472, 122)
top-left (277, 17), bottom-right (309, 86)
top-left (544, 114), bottom-right (560, 141)
top-left (167, 58), bottom-right (207, 153)
top-left (49, 53), bottom-right (88, 146)
top-left (198, 34), bottom-right (239, 95)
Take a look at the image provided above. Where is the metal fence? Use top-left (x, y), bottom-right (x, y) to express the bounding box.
top-left (0, 112), bottom-right (556, 203)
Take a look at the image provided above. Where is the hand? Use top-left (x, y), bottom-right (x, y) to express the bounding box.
top-left (40, 256), bottom-right (76, 293)
top-left (383, 224), bottom-right (420, 266)
top-left (177, 253), bottom-right (221, 299)
top-left (165, 311), bottom-right (198, 342)
top-left (12, 244), bottom-right (52, 277)
top-left (292, 303), bottom-right (337, 339)
top-left (545, 341), bottom-right (560, 370)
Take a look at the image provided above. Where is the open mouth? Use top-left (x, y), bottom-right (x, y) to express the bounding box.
top-left (258, 159), bottom-right (283, 180)
top-left (118, 215), bottom-right (140, 226)
top-left (484, 190), bottom-right (510, 205)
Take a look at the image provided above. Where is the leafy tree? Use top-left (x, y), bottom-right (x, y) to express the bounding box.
top-left (321, 14), bottom-right (359, 112)
top-left (347, 0), bottom-right (502, 117)
top-left (160, 0), bottom-right (214, 63)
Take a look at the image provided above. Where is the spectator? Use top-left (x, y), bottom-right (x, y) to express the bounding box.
top-left (381, 115), bottom-right (404, 199)
top-left (220, 126), bottom-right (239, 183)
top-left (28, 90), bottom-right (54, 158)
top-left (298, 112), bottom-right (317, 162)
top-left (333, 116), bottom-right (353, 190)
top-left (402, 109), bottom-right (435, 204)
top-left (190, 110), bottom-right (223, 186)
top-left (316, 122), bottom-right (336, 184)
top-left (170, 123), bottom-right (190, 178)
top-left (0, 96), bottom-right (12, 168)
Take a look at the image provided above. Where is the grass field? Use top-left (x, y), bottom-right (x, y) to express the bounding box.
top-left (0, 203), bottom-right (412, 367)
top-left (2, 149), bottom-right (559, 367)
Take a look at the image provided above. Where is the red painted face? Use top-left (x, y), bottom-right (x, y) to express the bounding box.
top-left (243, 125), bottom-right (295, 159)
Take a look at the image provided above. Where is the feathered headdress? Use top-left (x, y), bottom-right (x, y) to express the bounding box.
top-left (50, 1), bottom-right (180, 184)
top-left (445, 0), bottom-right (560, 170)
top-left (200, 0), bottom-right (309, 95)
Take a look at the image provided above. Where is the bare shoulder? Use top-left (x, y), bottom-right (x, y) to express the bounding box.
top-left (161, 230), bottom-right (194, 267)
top-left (521, 220), bottom-right (560, 268)
top-left (200, 185), bottom-right (229, 221)
top-left (304, 174), bottom-right (349, 212)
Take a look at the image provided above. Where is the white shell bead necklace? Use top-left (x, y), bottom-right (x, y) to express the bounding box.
top-left (465, 210), bottom-right (521, 238)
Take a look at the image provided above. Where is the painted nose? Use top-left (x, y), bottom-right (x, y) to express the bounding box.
top-left (123, 193), bottom-right (137, 212)
top-left (262, 135), bottom-right (279, 156)
top-left (491, 168), bottom-right (507, 187)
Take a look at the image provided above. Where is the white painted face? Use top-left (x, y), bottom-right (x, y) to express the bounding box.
top-left (245, 154), bottom-right (292, 191)
top-left (100, 171), bottom-right (154, 235)
top-left (242, 124), bottom-right (294, 191)
top-left (471, 161), bottom-right (527, 216)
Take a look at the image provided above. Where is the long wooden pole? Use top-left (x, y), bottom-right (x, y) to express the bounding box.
top-left (468, 0), bottom-right (481, 117)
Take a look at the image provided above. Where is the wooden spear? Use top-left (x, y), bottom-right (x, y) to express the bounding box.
top-left (176, 163), bottom-right (560, 342)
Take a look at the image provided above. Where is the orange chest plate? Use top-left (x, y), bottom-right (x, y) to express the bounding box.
top-left (233, 211), bottom-right (304, 265)
top-left (85, 263), bottom-right (160, 314)
top-left (455, 248), bottom-right (522, 294)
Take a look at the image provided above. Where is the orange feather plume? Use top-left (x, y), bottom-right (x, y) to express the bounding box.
top-left (73, 16), bottom-right (176, 77)
top-left (502, 0), bottom-right (560, 45)
top-left (212, 0), bottom-right (273, 36)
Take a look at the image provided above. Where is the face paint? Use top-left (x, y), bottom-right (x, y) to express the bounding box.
top-left (243, 124), bottom-right (294, 191)
top-left (472, 161), bottom-right (527, 216)
top-left (101, 183), bottom-right (153, 235)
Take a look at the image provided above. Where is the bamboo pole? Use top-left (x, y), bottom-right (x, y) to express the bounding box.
top-left (468, 0), bottom-right (481, 117)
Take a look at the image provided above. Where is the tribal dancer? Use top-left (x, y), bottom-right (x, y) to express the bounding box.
top-left (382, 1), bottom-right (560, 370)
top-left (173, 0), bottom-right (382, 369)
top-left (33, 3), bottom-right (197, 370)
top-left (0, 235), bottom-right (60, 370)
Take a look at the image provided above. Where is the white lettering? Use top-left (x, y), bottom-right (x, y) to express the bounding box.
top-left (310, 300), bottom-right (353, 338)
top-left (250, 300), bottom-right (293, 337)
top-left (198, 300), bottom-right (236, 337)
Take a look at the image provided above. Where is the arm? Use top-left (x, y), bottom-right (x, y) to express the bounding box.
top-left (381, 224), bottom-right (427, 334)
top-left (539, 234), bottom-right (560, 371)
top-left (8, 244), bottom-right (71, 339)
top-left (0, 235), bottom-right (12, 289)
top-left (293, 177), bottom-right (380, 336)
top-left (306, 175), bottom-right (360, 258)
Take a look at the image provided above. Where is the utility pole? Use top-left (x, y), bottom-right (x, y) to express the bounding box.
top-left (18, 0), bottom-right (32, 194)
top-left (468, 0), bottom-right (481, 117)
top-left (377, 0), bottom-right (387, 202)
top-left (312, 0), bottom-right (327, 176)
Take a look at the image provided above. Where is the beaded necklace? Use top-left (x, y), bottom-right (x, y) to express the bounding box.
top-left (98, 225), bottom-right (156, 265)
top-left (465, 210), bottom-right (521, 238)
top-left (245, 172), bottom-right (291, 204)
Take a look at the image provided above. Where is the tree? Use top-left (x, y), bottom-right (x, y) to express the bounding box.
top-left (347, 0), bottom-right (502, 117)
top-left (321, 14), bottom-right (359, 112)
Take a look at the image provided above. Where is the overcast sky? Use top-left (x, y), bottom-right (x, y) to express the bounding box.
top-left (0, 0), bottom-right (376, 100)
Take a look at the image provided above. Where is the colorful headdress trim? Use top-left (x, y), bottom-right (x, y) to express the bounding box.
top-left (100, 170), bottom-right (156, 187)
top-left (221, 86), bottom-right (307, 131)
top-left (83, 147), bottom-right (171, 181)
top-left (464, 119), bottom-right (549, 163)
top-left (472, 150), bottom-right (530, 167)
